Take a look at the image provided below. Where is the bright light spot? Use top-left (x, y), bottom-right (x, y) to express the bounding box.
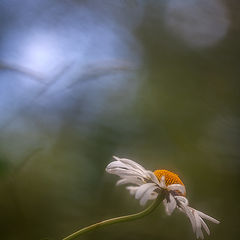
top-left (20, 32), bottom-right (63, 76)
top-left (164, 0), bottom-right (230, 48)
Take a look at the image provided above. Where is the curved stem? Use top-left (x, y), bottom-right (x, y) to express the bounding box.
top-left (62, 194), bottom-right (164, 240)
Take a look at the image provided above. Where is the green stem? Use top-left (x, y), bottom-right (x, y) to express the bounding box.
top-left (62, 194), bottom-right (164, 240)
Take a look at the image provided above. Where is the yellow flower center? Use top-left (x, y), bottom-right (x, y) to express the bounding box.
top-left (154, 169), bottom-right (184, 187)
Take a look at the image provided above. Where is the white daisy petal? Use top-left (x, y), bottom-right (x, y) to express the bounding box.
top-left (175, 196), bottom-right (189, 206)
top-left (148, 191), bottom-right (158, 200)
top-left (163, 199), bottom-right (168, 210)
top-left (139, 185), bottom-right (159, 206)
top-left (159, 176), bottom-right (166, 188)
top-left (180, 205), bottom-right (197, 233)
top-left (196, 209), bottom-right (220, 224)
top-left (199, 217), bottom-right (210, 235)
top-left (126, 186), bottom-right (139, 195)
top-left (194, 210), bottom-right (204, 239)
top-left (167, 184), bottom-right (186, 195)
top-left (106, 162), bottom-right (146, 177)
top-left (107, 158), bottom-right (152, 182)
top-left (135, 183), bottom-right (157, 199)
top-left (169, 194), bottom-right (177, 214)
top-left (116, 176), bottom-right (144, 186)
top-left (106, 167), bottom-right (145, 180)
top-left (116, 179), bottom-right (130, 186)
top-left (164, 193), bottom-right (177, 215)
top-left (106, 160), bottom-right (126, 169)
top-left (139, 194), bottom-right (150, 206)
top-left (181, 206), bottom-right (219, 239)
top-left (146, 170), bottom-right (160, 185)
top-left (114, 156), bottom-right (147, 173)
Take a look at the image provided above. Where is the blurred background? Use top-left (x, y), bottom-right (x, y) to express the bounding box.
top-left (0, 0), bottom-right (239, 239)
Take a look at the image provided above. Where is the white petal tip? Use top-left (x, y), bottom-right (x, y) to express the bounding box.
top-left (105, 166), bottom-right (111, 172)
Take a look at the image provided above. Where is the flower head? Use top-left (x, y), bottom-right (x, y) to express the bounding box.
top-left (106, 156), bottom-right (219, 239)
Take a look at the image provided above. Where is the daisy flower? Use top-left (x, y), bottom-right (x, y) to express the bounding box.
top-left (106, 156), bottom-right (220, 239)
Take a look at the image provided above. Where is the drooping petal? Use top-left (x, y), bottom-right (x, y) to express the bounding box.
top-left (116, 179), bottom-right (127, 186)
top-left (113, 156), bottom-right (147, 174)
top-left (135, 183), bottom-right (157, 199)
top-left (159, 176), bottom-right (166, 188)
top-left (146, 170), bottom-right (160, 185)
top-left (175, 195), bottom-right (189, 206)
top-left (139, 185), bottom-right (159, 206)
top-left (115, 176), bottom-right (145, 186)
top-left (195, 209), bottom-right (220, 224)
top-left (148, 191), bottom-right (158, 200)
top-left (179, 204), bottom-right (197, 234)
top-left (106, 161), bottom-right (146, 178)
top-left (126, 184), bottom-right (159, 205)
top-left (194, 210), bottom-right (204, 239)
top-left (180, 206), bottom-right (219, 239)
top-left (126, 186), bottom-right (139, 195)
top-left (106, 168), bottom-right (145, 181)
top-left (199, 217), bottom-right (210, 235)
top-left (107, 157), bottom-right (154, 185)
top-left (164, 193), bottom-right (177, 215)
top-left (106, 160), bottom-right (127, 170)
top-left (163, 199), bottom-right (168, 211)
top-left (167, 184), bottom-right (186, 195)
top-left (106, 162), bottom-right (147, 181)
